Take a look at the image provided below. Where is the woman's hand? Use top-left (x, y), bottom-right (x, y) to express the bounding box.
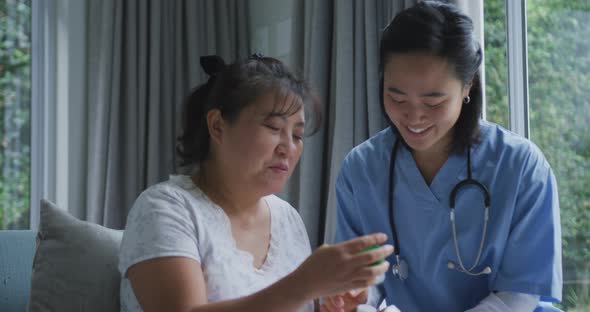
top-left (290, 233), bottom-right (393, 301)
top-left (320, 288), bottom-right (368, 312)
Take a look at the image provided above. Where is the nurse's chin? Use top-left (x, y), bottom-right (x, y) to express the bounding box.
top-left (400, 133), bottom-right (434, 150)
top-left (403, 138), bottom-right (445, 156)
top-left (405, 125), bottom-right (448, 146)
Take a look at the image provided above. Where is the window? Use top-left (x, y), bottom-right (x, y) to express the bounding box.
top-left (484, 0), bottom-right (509, 128)
top-left (0, 0), bottom-right (31, 230)
top-left (485, 0), bottom-right (590, 310)
top-left (527, 1), bottom-right (590, 310)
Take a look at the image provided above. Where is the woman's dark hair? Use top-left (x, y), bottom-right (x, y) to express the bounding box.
top-left (379, 1), bottom-right (483, 153)
top-left (176, 54), bottom-right (321, 170)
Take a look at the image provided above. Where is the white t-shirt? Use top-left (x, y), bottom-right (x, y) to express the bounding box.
top-left (118, 175), bottom-right (314, 312)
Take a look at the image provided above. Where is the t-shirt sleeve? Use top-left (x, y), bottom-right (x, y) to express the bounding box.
top-left (118, 185), bottom-right (201, 276)
top-left (493, 152), bottom-right (562, 302)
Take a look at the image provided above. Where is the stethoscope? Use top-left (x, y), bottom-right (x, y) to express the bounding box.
top-left (388, 134), bottom-right (492, 280)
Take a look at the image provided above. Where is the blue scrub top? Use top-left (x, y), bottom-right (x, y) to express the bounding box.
top-left (335, 121), bottom-right (562, 311)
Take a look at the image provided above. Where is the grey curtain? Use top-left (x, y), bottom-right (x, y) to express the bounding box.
top-left (82, 0), bottom-right (249, 228)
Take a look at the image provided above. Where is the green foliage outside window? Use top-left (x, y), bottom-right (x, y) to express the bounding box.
top-left (485, 1), bottom-right (590, 310)
top-left (0, 0), bottom-right (30, 230)
top-left (483, 0), bottom-right (509, 128)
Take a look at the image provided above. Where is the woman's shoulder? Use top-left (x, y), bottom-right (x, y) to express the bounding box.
top-left (129, 175), bottom-right (208, 219)
top-left (137, 175), bottom-right (200, 200)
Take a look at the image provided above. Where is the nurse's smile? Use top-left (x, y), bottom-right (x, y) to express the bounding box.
top-left (407, 126), bottom-right (430, 134)
top-left (403, 124), bottom-right (434, 141)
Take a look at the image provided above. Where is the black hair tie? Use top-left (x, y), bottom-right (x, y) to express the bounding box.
top-left (249, 52), bottom-right (264, 59)
top-left (199, 55), bottom-right (226, 77)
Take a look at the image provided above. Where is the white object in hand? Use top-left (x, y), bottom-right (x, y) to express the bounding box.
top-left (356, 304), bottom-right (401, 312)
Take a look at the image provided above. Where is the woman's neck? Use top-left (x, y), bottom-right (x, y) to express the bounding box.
top-left (194, 161), bottom-right (262, 218)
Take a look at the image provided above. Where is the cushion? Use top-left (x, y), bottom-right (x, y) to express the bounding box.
top-left (28, 199), bottom-right (123, 312)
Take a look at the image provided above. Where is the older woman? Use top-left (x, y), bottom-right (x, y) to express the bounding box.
top-left (118, 54), bottom-right (393, 312)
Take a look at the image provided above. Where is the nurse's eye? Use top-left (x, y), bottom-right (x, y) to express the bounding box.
top-left (424, 101), bottom-right (444, 109)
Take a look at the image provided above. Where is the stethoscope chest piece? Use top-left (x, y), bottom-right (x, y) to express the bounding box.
top-left (391, 256), bottom-right (408, 280)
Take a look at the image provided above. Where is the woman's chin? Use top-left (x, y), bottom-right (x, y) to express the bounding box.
top-left (260, 179), bottom-right (289, 195)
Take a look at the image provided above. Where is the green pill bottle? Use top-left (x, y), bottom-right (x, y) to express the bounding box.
top-left (361, 244), bottom-right (386, 284)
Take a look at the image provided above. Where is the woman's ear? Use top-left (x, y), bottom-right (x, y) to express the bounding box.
top-left (206, 109), bottom-right (224, 144)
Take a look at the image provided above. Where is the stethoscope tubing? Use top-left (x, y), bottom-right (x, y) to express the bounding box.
top-left (387, 130), bottom-right (492, 280)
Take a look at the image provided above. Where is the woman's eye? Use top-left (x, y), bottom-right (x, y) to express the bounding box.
top-left (293, 134), bottom-right (304, 141)
top-left (265, 125), bottom-right (280, 131)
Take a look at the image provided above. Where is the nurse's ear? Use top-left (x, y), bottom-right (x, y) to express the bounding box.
top-left (462, 80), bottom-right (473, 101)
top-left (206, 108), bottom-right (225, 145)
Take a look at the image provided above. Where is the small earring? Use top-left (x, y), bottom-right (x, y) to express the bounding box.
top-left (463, 96), bottom-right (471, 104)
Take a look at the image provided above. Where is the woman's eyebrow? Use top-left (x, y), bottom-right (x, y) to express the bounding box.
top-left (264, 113), bottom-right (305, 127)
top-left (264, 112), bottom-right (288, 121)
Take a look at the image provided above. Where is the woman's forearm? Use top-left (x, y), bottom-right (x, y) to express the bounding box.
top-left (190, 271), bottom-right (312, 312)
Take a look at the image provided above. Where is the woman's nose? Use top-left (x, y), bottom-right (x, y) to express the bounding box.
top-left (277, 133), bottom-right (296, 157)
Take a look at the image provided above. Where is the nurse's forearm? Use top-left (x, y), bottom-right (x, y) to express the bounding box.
top-left (464, 291), bottom-right (539, 312)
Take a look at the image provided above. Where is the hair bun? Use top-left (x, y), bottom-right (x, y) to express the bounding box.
top-left (199, 55), bottom-right (226, 76)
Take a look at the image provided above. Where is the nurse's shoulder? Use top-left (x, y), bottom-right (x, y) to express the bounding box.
top-left (479, 120), bottom-right (551, 174)
top-left (336, 128), bottom-right (395, 190)
top-left (341, 128), bottom-right (396, 170)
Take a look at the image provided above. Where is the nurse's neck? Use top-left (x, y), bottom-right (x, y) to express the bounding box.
top-left (411, 142), bottom-right (451, 186)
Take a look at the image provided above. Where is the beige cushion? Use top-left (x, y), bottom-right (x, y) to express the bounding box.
top-left (28, 199), bottom-right (123, 312)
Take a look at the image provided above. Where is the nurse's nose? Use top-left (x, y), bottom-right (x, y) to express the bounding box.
top-left (404, 103), bottom-right (426, 124)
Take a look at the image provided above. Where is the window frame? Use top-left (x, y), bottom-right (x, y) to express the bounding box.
top-left (30, 0), bottom-right (56, 231)
top-left (505, 0), bottom-right (530, 137)
top-left (30, 0), bottom-right (42, 231)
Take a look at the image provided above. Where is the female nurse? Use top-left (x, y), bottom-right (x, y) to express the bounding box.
top-left (321, 1), bottom-right (562, 311)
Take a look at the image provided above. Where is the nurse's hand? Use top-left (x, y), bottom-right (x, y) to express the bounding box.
top-left (319, 288), bottom-right (368, 312)
top-left (289, 233), bottom-right (392, 302)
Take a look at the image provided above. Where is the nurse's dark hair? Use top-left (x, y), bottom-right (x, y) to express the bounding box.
top-left (176, 54), bottom-right (322, 170)
top-left (379, 1), bottom-right (483, 153)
